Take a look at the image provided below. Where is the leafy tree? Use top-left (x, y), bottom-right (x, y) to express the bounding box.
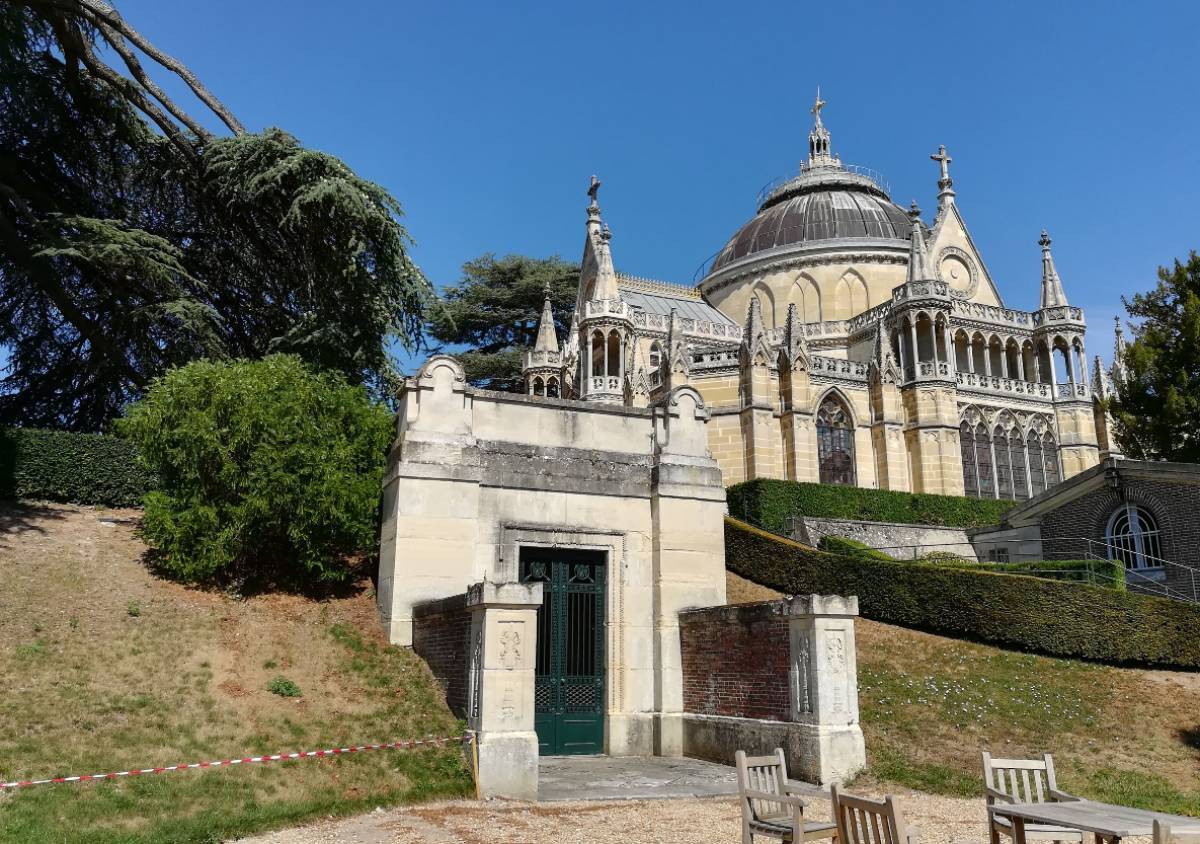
top-left (426, 254), bottom-right (579, 391)
top-left (117, 355), bottom-right (394, 585)
top-left (1111, 251), bottom-right (1200, 461)
top-left (0, 2), bottom-right (431, 430)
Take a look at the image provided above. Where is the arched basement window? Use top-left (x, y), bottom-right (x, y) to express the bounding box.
top-left (816, 396), bottom-right (856, 486)
top-left (960, 422), bottom-right (978, 497)
top-left (1106, 504), bottom-right (1163, 570)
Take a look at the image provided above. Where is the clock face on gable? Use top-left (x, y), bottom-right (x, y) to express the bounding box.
top-left (936, 247), bottom-right (978, 299)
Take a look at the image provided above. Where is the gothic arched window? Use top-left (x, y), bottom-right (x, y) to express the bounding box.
top-left (995, 428), bottom-right (1013, 499)
top-left (1042, 432), bottom-right (1061, 488)
top-left (974, 424), bottom-right (994, 498)
top-left (649, 341), bottom-right (662, 387)
top-left (960, 421), bottom-right (978, 497)
top-left (817, 396), bottom-right (856, 486)
top-left (1027, 431), bottom-right (1046, 495)
top-left (532, 377), bottom-right (544, 397)
top-left (546, 377), bottom-right (559, 399)
top-left (1106, 504), bottom-right (1162, 570)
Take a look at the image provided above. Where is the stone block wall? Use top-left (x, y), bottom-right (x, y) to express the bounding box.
top-left (679, 602), bottom-right (790, 720)
top-left (412, 593), bottom-right (472, 718)
top-left (796, 515), bottom-right (978, 561)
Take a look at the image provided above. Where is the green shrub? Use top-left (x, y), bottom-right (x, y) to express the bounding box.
top-left (817, 535), bottom-right (899, 562)
top-left (727, 478), bottom-right (1013, 534)
top-left (928, 558), bottom-right (1126, 591)
top-left (725, 516), bottom-right (1200, 669)
top-left (0, 427), bottom-right (152, 507)
top-left (267, 676), bottom-right (302, 697)
top-left (117, 355), bottom-right (394, 584)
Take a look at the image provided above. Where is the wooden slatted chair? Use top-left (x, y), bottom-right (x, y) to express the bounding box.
top-left (1154, 819), bottom-right (1200, 844)
top-left (830, 785), bottom-right (919, 844)
top-left (735, 749), bottom-right (838, 844)
top-left (982, 752), bottom-right (1082, 844)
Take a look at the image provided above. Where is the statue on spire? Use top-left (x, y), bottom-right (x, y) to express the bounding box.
top-left (806, 87), bottom-right (834, 166)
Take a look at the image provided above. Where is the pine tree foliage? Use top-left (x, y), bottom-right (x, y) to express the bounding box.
top-left (0, 2), bottom-right (431, 430)
top-left (426, 254), bottom-right (579, 391)
top-left (1112, 251), bottom-right (1200, 462)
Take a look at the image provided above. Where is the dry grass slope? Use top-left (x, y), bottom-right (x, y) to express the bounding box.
top-left (727, 571), bottom-right (1200, 813)
top-left (0, 504), bottom-right (471, 844)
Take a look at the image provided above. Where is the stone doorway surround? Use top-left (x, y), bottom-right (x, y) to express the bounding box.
top-left (498, 524), bottom-right (630, 756)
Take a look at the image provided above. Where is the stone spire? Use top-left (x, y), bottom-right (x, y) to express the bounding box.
top-left (742, 296), bottom-right (772, 366)
top-left (905, 201), bottom-right (933, 283)
top-left (533, 283), bottom-right (559, 354)
top-left (806, 87), bottom-right (837, 167)
top-left (582, 175), bottom-right (621, 303)
top-left (1112, 315), bottom-right (1128, 384)
top-left (930, 145), bottom-right (955, 207)
top-left (1038, 229), bottom-right (1069, 309)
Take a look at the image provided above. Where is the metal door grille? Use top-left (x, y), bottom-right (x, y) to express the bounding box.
top-left (519, 548), bottom-right (605, 755)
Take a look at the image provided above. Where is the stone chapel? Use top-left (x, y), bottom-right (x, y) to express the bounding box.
top-left (523, 93), bottom-right (1119, 499)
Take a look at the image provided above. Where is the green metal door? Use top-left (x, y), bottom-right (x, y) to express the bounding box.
top-left (519, 547), bottom-right (605, 756)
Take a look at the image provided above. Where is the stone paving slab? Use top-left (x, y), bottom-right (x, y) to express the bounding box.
top-left (538, 755), bottom-right (742, 802)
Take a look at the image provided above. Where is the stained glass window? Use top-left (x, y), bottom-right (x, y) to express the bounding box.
top-left (817, 396), bottom-right (856, 486)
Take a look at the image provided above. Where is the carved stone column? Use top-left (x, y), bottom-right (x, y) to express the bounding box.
top-left (466, 581), bottom-right (542, 800)
top-left (787, 594), bottom-right (866, 784)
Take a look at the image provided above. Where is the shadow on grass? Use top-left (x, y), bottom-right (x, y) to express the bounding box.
top-left (0, 499), bottom-right (69, 544)
top-left (139, 546), bottom-right (375, 601)
top-left (1178, 725), bottom-right (1200, 752)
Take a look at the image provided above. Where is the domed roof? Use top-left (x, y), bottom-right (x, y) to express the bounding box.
top-left (707, 165), bottom-right (911, 275)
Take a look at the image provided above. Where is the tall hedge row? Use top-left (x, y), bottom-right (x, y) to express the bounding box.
top-left (726, 516), bottom-right (1200, 669)
top-left (0, 427), bottom-right (152, 507)
top-left (726, 478), bottom-right (1014, 534)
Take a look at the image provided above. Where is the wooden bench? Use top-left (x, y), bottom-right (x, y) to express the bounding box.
top-left (736, 749), bottom-right (838, 844)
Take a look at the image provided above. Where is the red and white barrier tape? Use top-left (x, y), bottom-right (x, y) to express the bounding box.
top-left (1, 734), bottom-right (470, 790)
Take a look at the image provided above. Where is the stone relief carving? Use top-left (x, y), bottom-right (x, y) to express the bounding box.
top-left (499, 624), bottom-right (522, 670)
top-left (794, 635), bottom-right (813, 715)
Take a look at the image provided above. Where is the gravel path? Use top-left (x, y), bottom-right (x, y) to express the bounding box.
top-left (235, 792), bottom-right (992, 844)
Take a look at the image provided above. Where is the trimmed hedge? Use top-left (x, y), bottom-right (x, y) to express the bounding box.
top-left (727, 478), bottom-right (1013, 534)
top-left (0, 427), bottom-right (152, 507)
top-left (726, 516), bottom-right (1200, 669)
top-left (817, 535), bottom-right (1126, 592)
top-left (932, 558), bottom-right (1127, 591)
top-left (817, 535), bottom-right (899, 562)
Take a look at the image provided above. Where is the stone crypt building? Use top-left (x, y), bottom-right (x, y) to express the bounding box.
top-left (524, 94), bottom-right (1113, 499)
top-left (377, 94), bottom-right (1120, 793)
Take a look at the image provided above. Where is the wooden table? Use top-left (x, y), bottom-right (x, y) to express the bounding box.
top-left (992, 800), bottom-right (1200, 844)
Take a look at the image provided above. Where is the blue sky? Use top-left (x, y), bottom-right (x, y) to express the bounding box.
top-left (114, 0), bottom-right (1200, 370)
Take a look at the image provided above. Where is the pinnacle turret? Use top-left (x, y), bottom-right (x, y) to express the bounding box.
top-left (533, 284), bottom-right (559, 354)
top-left (906, 202), bottom-right (933, 283)
top-left (1038, 230), bottom-right (1069, 309)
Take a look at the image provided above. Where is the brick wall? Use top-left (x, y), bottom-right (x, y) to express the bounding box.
top-left (412, 593), bottom-right (472, 718)
top-left (1039, 477), bottom-right (1200, 601)
top-left (679, 601), bottom-right (791, 721)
